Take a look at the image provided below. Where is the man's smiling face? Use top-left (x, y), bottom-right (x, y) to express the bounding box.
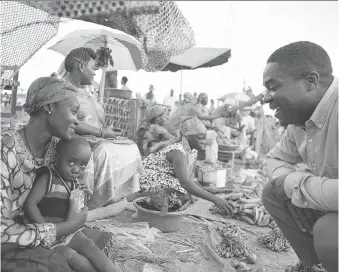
top-left (263, 63), bottom-right (315, 127)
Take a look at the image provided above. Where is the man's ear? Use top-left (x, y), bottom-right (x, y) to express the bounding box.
top-left (305, 71), bottom-right (319, 91)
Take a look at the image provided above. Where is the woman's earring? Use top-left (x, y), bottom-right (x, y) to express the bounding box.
top-left (48, 111), bottom-right (51, 115)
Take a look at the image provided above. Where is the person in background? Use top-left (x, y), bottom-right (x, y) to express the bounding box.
top-left (209, 99), bottom-right (215, 115)
top-left (163, 89), bottom-right (177, 114)
top-left (195, 92), bottom-right (212, 128)
top-left (3, 92), bottom-right (10, 107)
top-left (192, 92), bottom-right (198, 104)
top-left (145, 84), bottom-right (156, 105)
top-left (137, 105), bottom-right (174, 156)
top-left (165, 92), bottom-right (229, 135)
top-left (240, 107), bottom-right (256, 146)
top-left (120, 76), bottom-right (130, 90)
top-left (262, 41), bottom-right (337, 272)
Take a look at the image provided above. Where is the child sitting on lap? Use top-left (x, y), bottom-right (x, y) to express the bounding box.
top-left (24, 135), bottom-right (118, 272)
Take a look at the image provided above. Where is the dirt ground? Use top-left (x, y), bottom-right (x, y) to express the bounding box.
top-left (113, 205), bottom-right (298, 272)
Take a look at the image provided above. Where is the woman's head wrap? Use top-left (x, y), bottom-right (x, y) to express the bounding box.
top-left (180, 116), bottom-right (207, 137)
top-left (145, 105), bottom-right (165, 122)
top-left (23, 77), bottom-right (80, 115)
top-left (64, 47), bottom-right (97, 73)
top-left (197, 93), bottom-right (208, 104)
top-left (183, 92), bottom-right (194, 104)
top-left (150, 116), bottom-right (207, 154)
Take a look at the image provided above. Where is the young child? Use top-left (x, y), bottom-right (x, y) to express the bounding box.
top-left (24, 135), bottom-right (118, 272)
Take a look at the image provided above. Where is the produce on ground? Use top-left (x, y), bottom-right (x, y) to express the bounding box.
top-left (136, 188), bottom-right (195, 213)
top-left (214, 224), bottom-right (257, 264)
top-left (257, 226), bottom-right (291, 252)
top-left (210, 188), bottom-right (275, 227)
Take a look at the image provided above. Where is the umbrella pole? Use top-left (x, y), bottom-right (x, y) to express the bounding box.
top-left (180, 70), bottom-right (183, 95)
top-left (99, 66), bottom-right (106, 105)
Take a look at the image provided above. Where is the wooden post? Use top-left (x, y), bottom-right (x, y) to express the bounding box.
top-left (10, 71), bottom-right (19, 128)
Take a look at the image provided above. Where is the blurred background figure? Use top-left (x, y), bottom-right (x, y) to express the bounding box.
top-left (163, 89), bottom-right (177, 115)
top-left (121, 76), bottom-right (130, 90)
top-left (209, 99), bottom-right (215, 115)
top-left (145, 84), bottom-right (156, 105)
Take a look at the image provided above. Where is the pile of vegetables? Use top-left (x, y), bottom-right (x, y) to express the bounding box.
top-left (210, 187), bottom-right (275, 227)
top-left (214, 224), bottom-right (257, 264)
top-left (257, 226), bottom-right (291, 252)
top-left (137, 188), bottom-right (195, 213)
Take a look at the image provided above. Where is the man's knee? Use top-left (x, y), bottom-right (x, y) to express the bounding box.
top-left (313, 212), bottom-right (338, 272)
top-left (314, 212), bottom-right (338, 249)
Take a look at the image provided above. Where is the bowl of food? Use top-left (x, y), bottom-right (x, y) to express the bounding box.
top-left (133, 189), bottom-right (195, 233)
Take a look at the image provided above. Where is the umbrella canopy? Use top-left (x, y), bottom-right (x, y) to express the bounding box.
top-left (49, 29), bottom-right (142, 71)
top-left (1, 1), bottom-right (195, 80)
top-left (162, 47), bottom-right (231, 72)
top-left (218, 92), bottom-right (251, 103)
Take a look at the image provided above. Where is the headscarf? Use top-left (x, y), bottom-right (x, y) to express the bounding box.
top-left (23, 77), bottom-right (80, 115)
top-left (151, 116), bottom-right (207, 153)
top-left (197, 93), bottom-right (208, 104)
top-left (183, 92), bottom-right (194, 104)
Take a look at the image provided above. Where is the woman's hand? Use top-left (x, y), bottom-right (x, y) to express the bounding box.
top-left (213, 197), bottom-right (235, 216)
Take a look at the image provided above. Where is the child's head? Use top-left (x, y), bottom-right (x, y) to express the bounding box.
top-left (55, 135), bottom-right (91, 182)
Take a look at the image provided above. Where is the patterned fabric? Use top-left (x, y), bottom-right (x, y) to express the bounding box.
top-left (23, 77), bottom-right (80, 115)
top-left (139, 142), bottom-right (197, 194)
top-left (1, 246), bottom-right (74, 272)
top-left (85, 141), bottom-right (144, 209)
top-left (1, 129), bottom-right (59, 250)
top-left (77, 87), bottom-right (105, 129)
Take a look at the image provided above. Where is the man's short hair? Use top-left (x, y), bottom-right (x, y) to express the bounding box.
top-left (121, 76), bottom-right (128, 83)
top-left (267, 41), bottom-right (333, 79)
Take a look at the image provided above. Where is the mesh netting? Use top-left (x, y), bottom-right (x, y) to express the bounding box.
top-left (0, 1), bottom-right (60, 80)
top-left (1, 1), bottom-right (195, 80)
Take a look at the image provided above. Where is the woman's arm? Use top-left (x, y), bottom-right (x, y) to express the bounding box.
top-left (166, 150), bottom-right (219, 203)
top-left (74, 121), bottom-right (100, 136)
top-left (1, 157), bottom-right (85, 253)
top-left (23, 173), bottom-right (49, 224)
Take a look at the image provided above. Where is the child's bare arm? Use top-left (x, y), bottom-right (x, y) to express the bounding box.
top-left (23, 173), bottom-right (49, 224)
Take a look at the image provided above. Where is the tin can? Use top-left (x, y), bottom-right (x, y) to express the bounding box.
top-left (70, 189), bottom-right (85, 212)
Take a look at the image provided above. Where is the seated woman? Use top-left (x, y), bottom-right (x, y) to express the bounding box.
top-left (139, 117), bottom-right (235, 215)
top-left (1, 77), bottom-right (90, 271)
top-left (137, 105), bottom-right (174, 156)
top-left (165, 92), bottom-right (228, 135)
top-left (62, 47), bottom-right (144, 208)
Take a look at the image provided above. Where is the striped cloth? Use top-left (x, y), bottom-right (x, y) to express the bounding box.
top-left (38, 168), bottom-right (76, 223)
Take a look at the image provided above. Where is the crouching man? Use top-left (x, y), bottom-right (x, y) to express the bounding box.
top-left (261, 41), bottom-right (338, 272)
